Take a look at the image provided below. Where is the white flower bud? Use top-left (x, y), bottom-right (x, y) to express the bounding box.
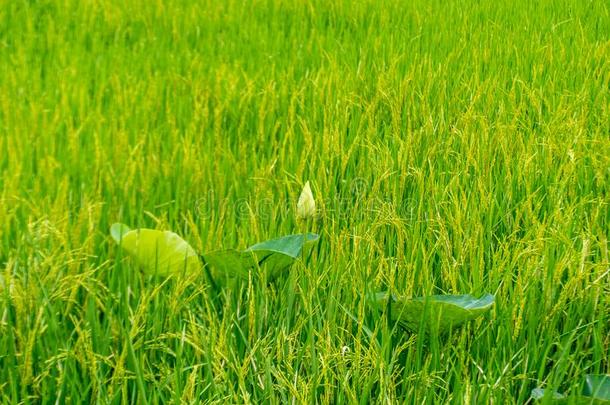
top-left (297, 181), bottom-right (316, 219)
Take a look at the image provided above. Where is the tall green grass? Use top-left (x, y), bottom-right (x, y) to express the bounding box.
top-left (1, 0), bottom-right (609, 402)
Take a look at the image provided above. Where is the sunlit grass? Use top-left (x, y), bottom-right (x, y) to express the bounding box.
top-left (0, 0), bottom-right (609, 402)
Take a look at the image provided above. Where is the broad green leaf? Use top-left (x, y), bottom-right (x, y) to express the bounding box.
top-left (202, 233), bottom-right (319, 282)
top-left (582, 375), bottom-right (610, 403)
top-left (531, 375), bottom-right (609, 404)
top-left (110, 222), bottom-right (131, 243)
top-left (374, 292), bottom-right (495, 333)
top-left (246, 233), bottom-right (319, 257)
top-left (530, 388), bottom-right (567, 403)
top-left (203, 249), bottom-right (255, 284)
top-left (246, 233), bottom-right (319, 278)
top-left (110, 223), bottom-right (201, 276)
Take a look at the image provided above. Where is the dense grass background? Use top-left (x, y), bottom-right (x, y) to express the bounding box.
top-left (1, 0), bottom-right (609, 402)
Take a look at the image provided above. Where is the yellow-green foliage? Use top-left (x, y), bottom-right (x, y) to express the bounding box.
top-left (0, 0), bottom-right (608, 403)
top-left (111, 223), bottom-right (201, 276)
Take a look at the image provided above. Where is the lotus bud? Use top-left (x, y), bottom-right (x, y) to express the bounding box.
top-left (297, 181), bottom-right (316, 219)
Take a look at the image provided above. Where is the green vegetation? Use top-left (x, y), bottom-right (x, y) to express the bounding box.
top-left (110, 223), bottom-right (200, 277)
top-left (373, 292), bottom-right (495, 334)
top-left (203, 232), bottom-right (320, 283)
top-left (532, 374), bottom-right (610, 403)
top-left (1, 0), bottom-right (609, 402)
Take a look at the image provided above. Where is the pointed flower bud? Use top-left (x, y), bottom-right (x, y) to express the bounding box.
top-left (297, 181), bottom-right (316, 219)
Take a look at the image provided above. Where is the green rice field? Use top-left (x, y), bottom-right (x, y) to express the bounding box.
top-left (0, 0), bottom-right (609, 403)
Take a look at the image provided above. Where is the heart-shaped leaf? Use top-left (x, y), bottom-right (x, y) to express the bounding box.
top-left (374, 292), bottom-right (495, 333)
top-left (110, 223), bottom-right (201, 276)
top-left (202, 233), bottom-right (319, 282)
